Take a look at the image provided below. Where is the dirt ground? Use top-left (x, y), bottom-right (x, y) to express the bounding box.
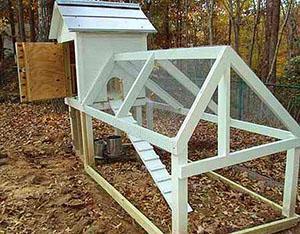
top-left (0, 79), bottom-right (300, 233)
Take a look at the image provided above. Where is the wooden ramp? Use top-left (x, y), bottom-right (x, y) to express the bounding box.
top-left (109, 100), bottom-right (192, 212)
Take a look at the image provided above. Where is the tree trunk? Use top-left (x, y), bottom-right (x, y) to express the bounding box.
top-left (7, 0), bottom-right (16, 54)
top-left (16, 0), bottom-right (26, 42)
top-left (37, 0), bottom-right (49, 41)
top-left (248, 0), bottom-right (261, 67)
top-left (0, 34), bottom-right (3, 84)
top-left (206, 0), bottom-right (215, 45)
top-left (286, 1), bottom-right (298, 58)
top-left (266, 0), bottom-right (293, 83)
top-left (228, 17), bottom-right (232, 45)
top-left (29, 0), bottom-right (36, 42)
top-left (261, 0), bottom-right (280, 83)
top-left (164, 3), bottom-right (171, 48)
top-left (234, 0), bottom-right (241, 54)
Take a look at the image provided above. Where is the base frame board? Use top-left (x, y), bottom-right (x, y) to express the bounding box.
top-left (85, 165), bottom-right (163, 234)
top-left (84, 163), bottom-right (299, 234)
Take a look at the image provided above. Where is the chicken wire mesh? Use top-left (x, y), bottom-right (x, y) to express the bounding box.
top-left (105, 59), bottom-right (289, 138)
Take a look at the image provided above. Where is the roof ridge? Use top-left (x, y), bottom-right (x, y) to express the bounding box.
top-left (56, 0), bottom-right (140, 9)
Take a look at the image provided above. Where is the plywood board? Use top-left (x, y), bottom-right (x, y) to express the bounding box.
top-left (16, 42), bottom-right (68, 102)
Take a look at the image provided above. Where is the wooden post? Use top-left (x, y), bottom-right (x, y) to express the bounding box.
top-left (282, 148), bottom-right (300, 217)
top-left (218, 64), bottom-right (230, 156)
top-left (135, 106), bottom-right (143, 125)
top-left (171, 146), bottom-right (188, 234)
top-left (75, 109), bottom-right (83, 157)
top-left (146, 101), bottom-right (154, 130)
top-left (69, 106), bottom-right (78, 150)
top-left (80, 112), bottom-right (95, 167)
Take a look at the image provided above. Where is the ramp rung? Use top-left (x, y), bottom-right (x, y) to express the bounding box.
top-left (134, 142), bottom-right (153, 152)
top-left (155, 175), bottom-right (171, 183)
top-left (147, 164), bottom-right (166, 172)
top-left (158, 179), bottom-right (172, 193)
top-left (130, 136), bottom-right (144, 143)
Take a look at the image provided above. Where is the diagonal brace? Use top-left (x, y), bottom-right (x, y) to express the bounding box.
top-left (118, 62), bottom-right (183, 110)
top-left (158, 60), bottom-right (218, 114)
top-left (82, 55), bottom-right (115, 105)
top-left (116, 54), bottom-right (155, 117)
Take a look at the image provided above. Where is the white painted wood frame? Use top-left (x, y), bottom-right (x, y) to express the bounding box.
top-left (282, 147), bottom-right (300, 217)
top-left (158, 60), bottom-right (218, 114)
top-left (174, 47), bottom-right (228, 151)
top-left (64, 45), bottom-right (300, 234)
top-left (172, 146), bottom-right (188, 233)
top-left (180, 138), bottom-right (300, 178)
top-left (218, 62), bottom-right (230, 156)
top-left (116, 54), bottom-right (154, 117)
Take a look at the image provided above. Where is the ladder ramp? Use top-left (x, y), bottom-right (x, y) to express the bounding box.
top-left (109, 100), bottom-right (192, 212)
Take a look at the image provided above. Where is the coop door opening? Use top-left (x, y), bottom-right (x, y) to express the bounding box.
top-left (107, 77), bottom-right (124, 101)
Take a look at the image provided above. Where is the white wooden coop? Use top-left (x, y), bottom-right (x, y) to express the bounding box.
top-left (47, 0), bottom-right (300, 233)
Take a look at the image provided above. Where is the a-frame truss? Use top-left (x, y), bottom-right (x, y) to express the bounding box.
top-left (65, 46), bottom-right (300, 234)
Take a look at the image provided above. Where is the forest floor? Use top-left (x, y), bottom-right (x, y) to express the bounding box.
top-left (0, 75), bottom-right (300, 233)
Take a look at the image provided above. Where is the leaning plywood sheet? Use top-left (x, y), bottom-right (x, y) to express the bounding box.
top-left (16, 42), bottom-right (68, 102)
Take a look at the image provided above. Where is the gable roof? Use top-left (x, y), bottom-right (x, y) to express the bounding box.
top-left (49, 0), bottom-right (156, 40)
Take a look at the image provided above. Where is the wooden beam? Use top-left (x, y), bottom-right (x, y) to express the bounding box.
top-left (180, 138), bottom-right (300, 178)
top-left (80, 112), bottom-right (95, 167)
top-left (282, 148), bottom-right (300, 217)
top-left (206, 171), bottom-right (282, 211)
top-left (146, 99), bottom-right (154, 130)
top-left (172, 147), bottom-right (188, 234)
top-left (116, 54), bottom-right (154, 117)
top-left (118, 62), bottom-right (183, 110)
top-left (232, 216), bottom-right (300, 234)
top-left (135, 106), bottom-right (143, 125)
top-left (175, 47), bottom-right (228, 151)
top-left (114, 46), bottom-right (226, 61)
top-left (218, 64), bottom-right (230, 156)
top-left (158, 59), bottom-right (218, 114)
top-left (229, 48), bottom-right (300, 137)
top-left (85, 166), bottom-right (163, 234)
top-left (84, 105), bottom-right (174, 153)
top-left (82, 55), bottom-right (115, 105)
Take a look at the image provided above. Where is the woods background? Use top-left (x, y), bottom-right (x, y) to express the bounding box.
top-left (0, 0), bottom-right (299, 121)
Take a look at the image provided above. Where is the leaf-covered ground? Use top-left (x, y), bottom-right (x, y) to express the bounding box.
top-left (0, 79), bottom-right (299, 233)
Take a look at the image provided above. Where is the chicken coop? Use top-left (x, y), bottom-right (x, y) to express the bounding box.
top-left (15, 0), bottom-right (300, 233)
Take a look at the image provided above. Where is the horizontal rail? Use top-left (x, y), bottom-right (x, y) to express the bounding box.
top-left (85, 166), bottom-right (163, 234)
top-left (114, 46), bottom-right (227, 61)
top-left (180, 137), bottom-right (300, 178)
top-left (65, 97), bottom-right (174, 153)
top-left (151, 101), bottom-right (293, 139)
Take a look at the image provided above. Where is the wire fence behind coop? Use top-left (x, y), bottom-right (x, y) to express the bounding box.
top-left (231, 74), bottom-right (300, 129)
